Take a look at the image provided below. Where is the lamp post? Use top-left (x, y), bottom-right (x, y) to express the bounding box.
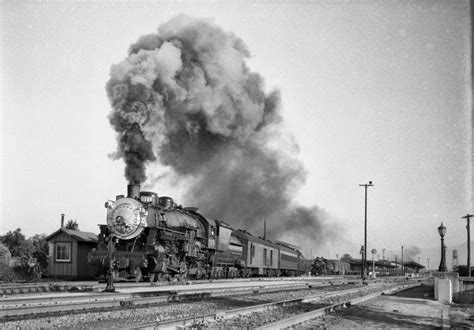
top-left (359, 245), bottom-right (364, 278)
top-left (438, 222), bottom-right (447, 272)
top-left (462, 214), bottom-right (473, 276)
top-left (359, 181), bottom-right (374, 280)
top-left (371, 249), bottom-right (377, 278)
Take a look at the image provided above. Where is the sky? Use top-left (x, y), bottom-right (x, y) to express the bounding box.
top-left (1, 0), bottom-right (472, 268)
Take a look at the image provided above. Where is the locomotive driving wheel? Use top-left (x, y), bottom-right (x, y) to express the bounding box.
top-left (195, 267), bottom-right (204, 280)
top-left (134, 267), bottom-right (143, 282)
top-left (157, 273), bottom-right (168, 282)
top-left (148, 273), bottom-right (156, 283)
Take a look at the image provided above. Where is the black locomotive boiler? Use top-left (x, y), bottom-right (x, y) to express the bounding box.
top-left (88, 184), bottom-right (310, 282)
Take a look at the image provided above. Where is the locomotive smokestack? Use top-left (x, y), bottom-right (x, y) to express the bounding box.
top-left (61, 213), bottom-right (65, 229)
top-left (127, 184), bottom-right (140, 199)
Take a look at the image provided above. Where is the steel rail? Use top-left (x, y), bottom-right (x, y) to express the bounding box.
top-left (0, 276), bottom-right (349, 295)
top-left (150, 283), bottom-right (393, 329)
top-left (256, 283), bottom-right (420, 329)
top-left (0, 282), bottom-right (313, 321)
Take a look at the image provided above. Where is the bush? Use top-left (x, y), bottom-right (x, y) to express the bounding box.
top-left (454, 265), bottom-right (469, 276)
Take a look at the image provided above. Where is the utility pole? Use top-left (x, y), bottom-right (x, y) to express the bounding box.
top-left (395, 255), bottom-right (398, 276)
top-left (359, 181), bottom-right (373, 281)
top-left (382, 248), bottom-right (385, 275)
top-left (462, 214), bottom-right (473, 276)
top-left (401, 245), bottom-right (404, 277)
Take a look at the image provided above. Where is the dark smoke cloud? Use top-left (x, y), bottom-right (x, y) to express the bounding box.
top-left (403, 246), bottom-right (421, 261)
top-left (106, 15), bottom-right (341, 251)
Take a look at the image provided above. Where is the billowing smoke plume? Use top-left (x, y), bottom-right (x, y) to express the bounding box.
top-left (107, 15), bottom-right (340, 250)
top-left (403, 246), bottom-right (421, 261)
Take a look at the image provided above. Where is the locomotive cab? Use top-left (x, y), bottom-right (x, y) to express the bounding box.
top-left (139, 191), bottom-right (158, 207)
top-left (215, 220), bottom-right (232, 252)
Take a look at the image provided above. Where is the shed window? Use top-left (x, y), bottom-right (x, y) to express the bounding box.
top-left (55, 242), bottom-right (71, 262)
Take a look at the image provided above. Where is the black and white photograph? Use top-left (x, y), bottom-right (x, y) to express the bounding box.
top-left (1, 0), bottom-right (473, 327)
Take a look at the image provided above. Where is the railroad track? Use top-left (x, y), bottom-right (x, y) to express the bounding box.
top-left (148, 282), bottom-right (420, 329)
top-left (1, 277), bottom-right (426, 328)
top-left (0, 281), bottom-right (317, 321)
top-left (0, 275), bottom-right (419, 296)
top-left (0, 276), bottom-right (346, 296)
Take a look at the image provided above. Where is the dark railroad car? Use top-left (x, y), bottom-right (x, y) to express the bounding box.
top-left (232, 229), bottom-right (280, 277)
top-left (276, 241), bottom-right (300, 276)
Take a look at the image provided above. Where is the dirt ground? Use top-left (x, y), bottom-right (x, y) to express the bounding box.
top-left (450, 305), bottom-right (474, 329)
top-left (303, 284), bottom-right (474, 329)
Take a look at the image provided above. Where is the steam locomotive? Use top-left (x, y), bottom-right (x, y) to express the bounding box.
top-left (88, 185), bottom-right (310, 282)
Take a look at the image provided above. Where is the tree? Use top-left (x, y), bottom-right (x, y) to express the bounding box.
top-left (454, 265), bottom-right (469, 277)
top-left (1, 229), bottom-right (49, 277)
top-left (1, 228), bottom-right (26, 257)
top-left (30, 234), bottom-right (49, 270)
top-left (65, 220), bottom-right (79, 230)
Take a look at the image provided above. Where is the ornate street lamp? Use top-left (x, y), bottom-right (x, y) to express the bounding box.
top-left (438, 222), bottom-right (447, 272)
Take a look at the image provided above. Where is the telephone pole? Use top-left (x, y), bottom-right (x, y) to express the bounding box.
top-left (382, 248), bottom-right (385, 274)
top-left (359, 181), bottom-right (373, 280)
top-left (401, 245), bottom-right (404, 277)
top-left (462, 214), bottom-right (473, 276)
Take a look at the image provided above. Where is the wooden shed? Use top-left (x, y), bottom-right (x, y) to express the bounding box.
top-left (46, 226), bottom-right (97, 280)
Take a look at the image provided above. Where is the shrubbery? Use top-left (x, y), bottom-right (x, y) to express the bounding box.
top-left (0, 228), bottom-right (49, 281)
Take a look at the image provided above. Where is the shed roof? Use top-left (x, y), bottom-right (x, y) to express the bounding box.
top-left (347, 259), bottom-right (398, 268)
top-left (403, 261), bottom-right (425, 269)
top-left (46, 228), bottom-right (97, 243)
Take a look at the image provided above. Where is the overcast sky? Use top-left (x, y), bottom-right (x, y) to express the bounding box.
top-left (1, 0), bottom-right (471, 266)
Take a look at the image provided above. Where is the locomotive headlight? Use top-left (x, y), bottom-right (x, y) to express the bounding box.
top-left (107, 198), bottom-right (147, 240)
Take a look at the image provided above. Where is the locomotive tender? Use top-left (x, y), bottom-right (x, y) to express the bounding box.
top-left (88, 184), bottom-right (309, 282)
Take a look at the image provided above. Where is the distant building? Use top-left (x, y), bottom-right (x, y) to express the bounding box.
top-left (327, 259), bottom-right (350, 275)
top-left (45, 215), bottom-right (97, 279)
top-left (403, 261), bottom-right (425, 276)
top-left (346, 259), bottom-right (398, 276)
